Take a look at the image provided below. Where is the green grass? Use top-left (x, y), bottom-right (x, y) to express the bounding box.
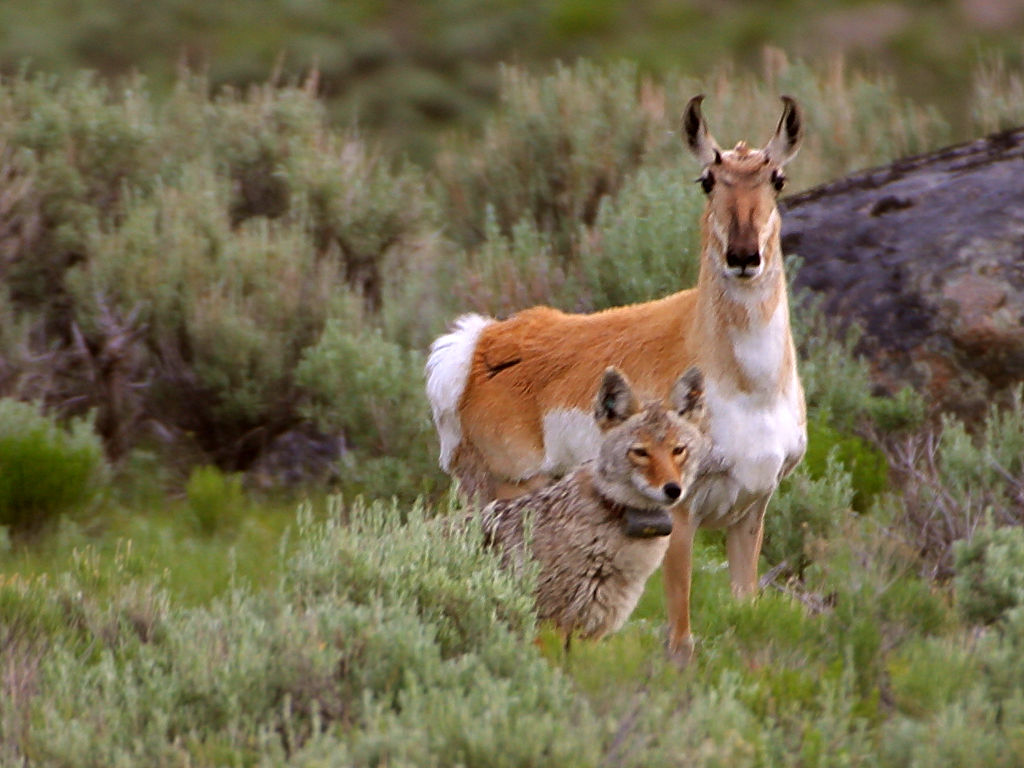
top-left (1, 498), bottom-right (302, 606)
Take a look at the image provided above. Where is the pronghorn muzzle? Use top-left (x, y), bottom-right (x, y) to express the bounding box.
top-left (725, 247), bottom-right (761, 277)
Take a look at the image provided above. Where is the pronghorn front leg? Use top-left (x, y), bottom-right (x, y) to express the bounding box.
top-left (663, 506), bottom-right (700, 664)
top-left (725, 494), bottom-right (771, 598)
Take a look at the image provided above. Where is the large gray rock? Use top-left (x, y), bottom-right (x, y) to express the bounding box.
top-left (781, 128), bottom-right (1024, 419)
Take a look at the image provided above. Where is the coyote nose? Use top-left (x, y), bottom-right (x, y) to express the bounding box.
top-left (663, 482), bottom-right (682, 501)
top-left (726, 249), bottom-right (761, 272)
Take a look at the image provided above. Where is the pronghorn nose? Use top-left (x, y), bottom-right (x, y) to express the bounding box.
top-left (726, 249), bottom-right (761, 271)
top-left (663, 482), bottom-right (682, 501)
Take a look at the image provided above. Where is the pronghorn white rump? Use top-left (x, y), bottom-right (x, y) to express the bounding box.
top-left (425, 313), bottom-right (493, 471)
top-left (425, 95), bottom-right (807, 661)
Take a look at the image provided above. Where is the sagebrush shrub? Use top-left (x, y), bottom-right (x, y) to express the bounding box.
top-left (1, 73), bottom-right (445, 480)
top-left (0, 72), bottom-right (159, 312)
top-left (285, 130), bottom-right (436, 314)
top-left (971, 53), bottom-right (1024, 134)
top-left (295, 318), bottom-right (445, 501)
top-left (763, 451), bottom-right (854, 577)
top-left (878, 685), bottom-right (1024, 768)
top-left (886, 637), bottom-right (976, 718)
top-left (13, 499), bottom-right (603, 765)
top-left (69, 166), bottom-right (334, 433)
top-left (450, 208), bottom-right (571, 318)
top-left (891, 389), bottom-right (1024, 574)
top-left (953, 524), bottom-right (1024, 627)
top-left (438, 60), bottom-right (659, 253)
top-left (0, 399), bottom-right (107, 532)
top-left (578, 164), bottom-right (704, 309)
top-left (803, 417), bottom-right (888, 512)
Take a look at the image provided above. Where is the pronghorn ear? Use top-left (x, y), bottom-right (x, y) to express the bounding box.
top-left (763, 95), bottom-right (803, 167)
top-left (594, 367), bottom-right (640, 430)
top-left (670, 367), bottom-right (707, 427)
top-left (682, 95), bottom-right (722, 167)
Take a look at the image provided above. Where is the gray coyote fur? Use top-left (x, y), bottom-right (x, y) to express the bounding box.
top-left (480, 366), bottom-right (709, 640)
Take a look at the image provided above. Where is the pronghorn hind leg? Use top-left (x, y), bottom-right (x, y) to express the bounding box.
top-left (450, 440), bottom-right (550, 504)
top-left (494, 473), bottom-right (551, 500)
top-left (725, 495), bottom-right (771, 599)
top-left (449, 441), bottom-right (499, 504)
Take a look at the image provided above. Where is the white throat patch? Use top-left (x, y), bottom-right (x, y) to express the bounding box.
top-left (730, 300), bottom-right (787, 388)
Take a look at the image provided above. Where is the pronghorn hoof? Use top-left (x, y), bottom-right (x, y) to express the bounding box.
top-left (666, 633), bottom-right (697, 668)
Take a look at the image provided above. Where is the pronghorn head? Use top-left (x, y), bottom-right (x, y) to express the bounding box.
top-left (683, 95), bottom-right (802, 284)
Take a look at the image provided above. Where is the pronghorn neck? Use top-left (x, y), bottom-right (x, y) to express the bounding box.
top-left (693, 210), bottom-right (793, 396)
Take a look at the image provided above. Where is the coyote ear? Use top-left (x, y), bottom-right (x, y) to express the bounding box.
top-left (671, 367), bottom-right (706, 427)
top-left (594, 367), bottom-right (640, 430)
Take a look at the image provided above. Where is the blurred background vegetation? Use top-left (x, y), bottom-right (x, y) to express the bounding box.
top-left (2, 0), bottom-right (1023, 159)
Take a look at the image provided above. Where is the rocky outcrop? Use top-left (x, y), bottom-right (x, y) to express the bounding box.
top-left (781, 127), bottom-right (1024, 419)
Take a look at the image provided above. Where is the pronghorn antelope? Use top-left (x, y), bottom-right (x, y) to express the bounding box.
top-left (426, 95), bottom-right (807, 659)
top-left (480, 367), bottom-right (709, 642)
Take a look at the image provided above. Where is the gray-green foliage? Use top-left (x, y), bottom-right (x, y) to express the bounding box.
top-left (438, 60), bottom-right (659, 253)
top-left (0, 399), bottom-right (107, 532)
top-left (295, 317), bottom-right (445, 501)
top-left (791, 286), bottom-right (923, 435)
top-left (6, 499), bottom-right (604, 766)
top-left (764, 451), bottom-right (855, 577)
top-left (69, 165), bottom-right (335, 427)
top-left (943, 389), bottom-right (1024, 515)
top-left (971, 54), bottom-right (1024, 134)
top-left (0, 73), bottom-right (442, 478)
top-left (894, 388), bottom-right (1024, 570)
top-left (295, 319), bottom-right (430, 454)
top-left (450, 208), bottom-right (570, 318)
top-left (6, 494), bottom-right (1024, 767)
top-left (580, 164), bottom-right (704, 308)
top-left (953, 524), bottom-right (1024, 626)
top-left (0, 72), bottom-right (159, 310)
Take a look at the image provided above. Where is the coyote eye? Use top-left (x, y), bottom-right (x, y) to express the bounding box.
top-left (697, 172), bottom-right (715, 195)
top-left (629, 447), bottom-right (649, 460)
top-left (770, 170), bottom-right (786, 192)
top-left (672, 445), bottom-right (688, 458)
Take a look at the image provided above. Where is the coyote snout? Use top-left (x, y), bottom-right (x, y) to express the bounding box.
top-left (480, 367), bottom-right (709, 641)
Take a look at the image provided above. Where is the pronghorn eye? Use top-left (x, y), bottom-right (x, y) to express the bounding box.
top-left (698, 172), bottom-right (715, 195)
top-left (629, 447), bottom-right (649, 459)
top-left (771, 170), bottom-right (786, 192)
top-left (672, 445), bottom-right (688, 458)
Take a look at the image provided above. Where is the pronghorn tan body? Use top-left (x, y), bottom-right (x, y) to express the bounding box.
top-left (481, 367), bottom-right (709, 641)
top-left (426, 96), bottom-right (807, 659)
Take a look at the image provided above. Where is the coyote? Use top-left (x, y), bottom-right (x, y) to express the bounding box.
top-left (480, 367), bottom-right (709, 641)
